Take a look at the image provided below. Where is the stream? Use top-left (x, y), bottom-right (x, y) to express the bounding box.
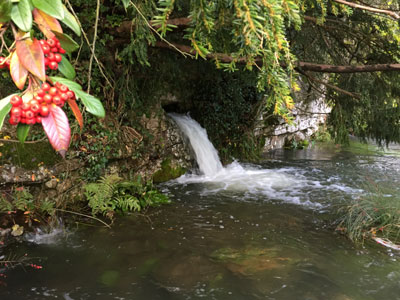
top-left (1, 115), bottom-right (400, 299)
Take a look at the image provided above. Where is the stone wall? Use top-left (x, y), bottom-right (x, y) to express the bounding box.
top-left (259, 82), bottom-right (331, 151)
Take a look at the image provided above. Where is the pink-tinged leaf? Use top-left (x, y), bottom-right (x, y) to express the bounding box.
top-left (67, 99), bottom-right (83, 130)
top-left (10, 51), bottom-right (28, 90)
top-left (16, 38), bottom-right (45, 81)
top-left (33, 8), bottom-right (62, 39)
top-left (42, 104), bottom-right (71, 157)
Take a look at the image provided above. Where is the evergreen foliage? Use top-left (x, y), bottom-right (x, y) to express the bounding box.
top-left (69, 0), bottom-right (400, 147)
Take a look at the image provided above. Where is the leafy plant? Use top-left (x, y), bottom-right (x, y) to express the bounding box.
top-left (84, 174), bottom-right (169, 218)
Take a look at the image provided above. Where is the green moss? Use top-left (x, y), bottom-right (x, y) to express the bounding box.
top-left (0, 141), bottom-right (60, 169)
top-left (152, 159), bottom-right (186, 183)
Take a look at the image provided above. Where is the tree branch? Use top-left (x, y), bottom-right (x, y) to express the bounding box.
top-left (332, 0), bottom-right (400, 19)
top-left (298, 69), bottom-right (360, 99)
top-left (155, 41), bottom-right (400, 73)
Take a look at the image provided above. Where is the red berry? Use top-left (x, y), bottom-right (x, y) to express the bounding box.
top-left (21, 111), bottom-right (26, 118)
top-left (67, 91), bottom-right (76, 100)
top-left (30, 103), bottom-right (40, 114)
top-left (49, 87), bottom-right (58, 96)
top-left (36, 116), bottom-right (42, 123)
top-left (44, 58), bottom-right (50, 67)
top-left (42, 83), bottom-right (51, 91)
top-left (43, 94), bottom-right (53, 104)
top-left (37, 89), bottom-right (45, 97)
top-left (40, 105), bottom-right (49, 117)
top-left (54, 54), bottom-right (62, 63)
top-left (34, 95), bottom-right (43, 102)
top-left (49, 61), bottom-right (58, 70)
top-left (47, 53), bottom-right (55, 61)
top-left (53, 96), bottom-right (62, 106)
top-left (26, 118), bottom-right (36, 125)
top-left (60, 93), bottom-right (69, 102)
top-left (56, 42), bottom-right (61, 48)
top-left (59, 84), bottom-right (69, 93)
top-left (10, 95), bottom-right (22, 107)
top-left (42, 45), bottom-right (50, 55)
top-left (51, 47), bottom-right (58, 53)
top-left (9, 116), bottom-right (20, 125)
top-left (26, 111), bottom-right (35, 119)
top-left (11, 107), bottom-right (22, 117)
top-left (20, 118), bottom-right (26, 124)
top-left (59, 48), bottom-right (66, 54)
top-left (47, 39), bottom-right (56, 47)
top-left (21, 102), bottom-right (30, 111)
top-left (39, 40), bottom-right (47, 46)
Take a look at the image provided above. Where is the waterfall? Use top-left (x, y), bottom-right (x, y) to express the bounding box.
top-left (166, 113), bottom-right (342, 209)
top-left (169, 113), bottom-right (223, 176)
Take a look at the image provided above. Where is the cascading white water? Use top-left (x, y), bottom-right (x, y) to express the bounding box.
top-left (168, 113), bottom-right (361, 208)
top-left (169, 113), bottom-right (223, 176)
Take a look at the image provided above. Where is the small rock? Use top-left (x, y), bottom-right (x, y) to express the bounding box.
top-left (45, 178), bottom-right (58, 189)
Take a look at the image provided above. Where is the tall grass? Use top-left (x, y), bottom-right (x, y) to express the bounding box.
top-left (337, 179), bottom-right (400, 244)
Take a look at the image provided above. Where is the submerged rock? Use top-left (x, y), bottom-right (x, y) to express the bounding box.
top-left (153, 254), bottom-right (224, 290)
top-left (210, 247), bottom-right (296, 276)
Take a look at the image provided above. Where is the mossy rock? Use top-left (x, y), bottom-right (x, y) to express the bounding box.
top-left (0, 141), bottom-right (60, 170)
top-left (152, 159), bottom-right (186, 183)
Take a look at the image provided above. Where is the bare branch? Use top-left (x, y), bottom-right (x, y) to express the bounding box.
top-left (332, 0), bottom-right (400, 20)
top-left (156, 41), bottom-right (400, 73)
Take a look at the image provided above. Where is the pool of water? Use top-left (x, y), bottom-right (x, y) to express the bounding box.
top-left (1, 144), bottom-right (400, 300)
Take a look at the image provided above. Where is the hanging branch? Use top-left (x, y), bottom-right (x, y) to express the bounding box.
top-left (332, 0), bottom-right (400, 20)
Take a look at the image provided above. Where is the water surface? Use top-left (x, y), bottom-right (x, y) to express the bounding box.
top-left (1, 144), bottom-right (400, 300)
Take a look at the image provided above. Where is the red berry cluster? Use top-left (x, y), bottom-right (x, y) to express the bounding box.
top-left (8, 82), bottom-right (76, 125)
top-left (29, 264), bottom-right (43, 270)
top-left (0, 56), bottom-right (10, 69)
top-left (39, 37), bottom-right (66, 71)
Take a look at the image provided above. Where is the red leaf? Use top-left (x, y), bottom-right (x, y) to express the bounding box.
top-left (10, 51), bottom-right (28, 90)
top-left (42, 105), bottom-right (71, 157)
top-left (67, 99), bottom-right (83, 130)
top-left (16, 38), bottom-right (45, 81)
top-left (33, 8), bottom-right (62, 39)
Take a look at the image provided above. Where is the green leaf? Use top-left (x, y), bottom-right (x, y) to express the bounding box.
top-left (11, 0), bottom-right (32, 32)
top-left (49, 76), bottom-right (104, 117)
top-left (31, 0), bottom-right (63, 19)
top-left (58, 55), bottom-right (75, 80)
top-left (60, 5), bottom-right (80, 37)
top-left (0, 0), bottom-right (12, 23)
top-left (16, 123), bottom-right (30, 143)
top-left (0, 94), bottom-right (13, 131)
top-left (49, 76), bottom-right (82, 91)
top-left (51, 31), bottom-right (79, 53)
top-left (74, 90), bottom-right (105, 118)
top-left (122, 0), bottom-right (130, 9)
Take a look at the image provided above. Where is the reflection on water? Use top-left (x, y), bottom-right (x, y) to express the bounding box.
top-left (1, 144), bottom-right (400, 300)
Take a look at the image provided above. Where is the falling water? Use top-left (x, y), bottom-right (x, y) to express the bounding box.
top-left (169, 113), bottom-right (223, 176)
